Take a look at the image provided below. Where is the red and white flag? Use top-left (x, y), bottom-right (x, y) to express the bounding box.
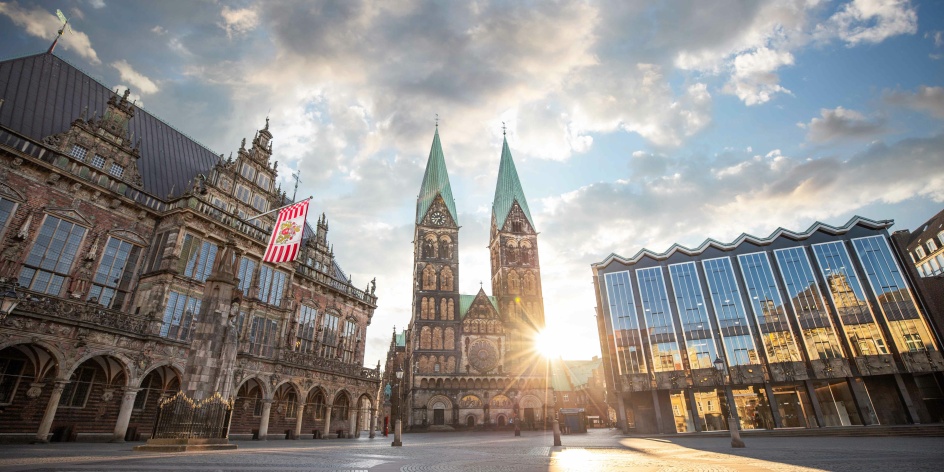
top-left (263, 199), bottom-right (310, 263)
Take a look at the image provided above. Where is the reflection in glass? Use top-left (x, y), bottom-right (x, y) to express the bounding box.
top-left (737, 252), bottom-right (802, 363)
top-left (731, 386), bottom-right (772, 430)
top-left (774, 248), bottom-right (845, 360)
top-left (851, 236), bottom-right (939, 352)
top-left (812, 241), bottom-right (889, 357)
top-left (772, 384), bottom-right (816, 428)
top-left (604, 271), bottom-right (648, 374)
top-left (702, 258), bottom-right (760, 365)
top-left (636, 267), bottom-right (683, 372)
top-left (693, 389), bottom-right (728, 431)
top-left (669, 262), bottom-right (719, 369)
top-left (670, 391), bottom-right (695, 432)
top-left (812, 380), bottom-right (863, 426)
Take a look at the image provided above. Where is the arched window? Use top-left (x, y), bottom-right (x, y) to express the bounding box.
top-left (420, 326), bottom-right (432, 349)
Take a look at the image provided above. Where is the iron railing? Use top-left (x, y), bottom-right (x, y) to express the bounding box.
top-left (151, 391), bottom-right (233, 439)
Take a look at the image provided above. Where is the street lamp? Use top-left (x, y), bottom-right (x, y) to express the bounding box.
top-left (391, 366), bottom-right (403, 447)
top-left (713, 356), bottom-right (745, 448)
top-left (0, 282), bottom-right (22, 322)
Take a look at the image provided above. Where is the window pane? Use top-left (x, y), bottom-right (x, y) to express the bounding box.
top-left (774, 247), bottom-right (845, 360)
top-left (636, 267), bottom-right (682, 372)
top-left (603, 271), bottom-right (647, 374)
top-left (668, 262), bottom-right (719, 369)
top-left (701, 257), bottom-right (760, 366)
top-left (19, 216), bottom-right (87, 295)
top-left (737, 252), bottom-right (802, 363)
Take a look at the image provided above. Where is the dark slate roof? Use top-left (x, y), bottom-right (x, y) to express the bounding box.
top-left (0, 52), bottom-right (219, 198)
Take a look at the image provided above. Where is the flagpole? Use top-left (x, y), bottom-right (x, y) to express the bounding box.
top-left (245, 196), bottom-right (312, 222)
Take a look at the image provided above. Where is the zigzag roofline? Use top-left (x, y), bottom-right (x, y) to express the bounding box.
top-left (591, 215), bottom-right (893, 269)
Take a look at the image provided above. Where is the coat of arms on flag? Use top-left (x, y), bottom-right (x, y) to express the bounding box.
top-left (263, 199), bottom-right (310, 263)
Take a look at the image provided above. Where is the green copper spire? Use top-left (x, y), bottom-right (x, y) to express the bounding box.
top-left (416, 127), bottom-right (458, 224)
top-left (492, 136), bottom-right (535, 230)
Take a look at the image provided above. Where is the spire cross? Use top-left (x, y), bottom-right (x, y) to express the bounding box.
top-left (502, 122), bottom-right (506, 136)
top-left (435, 114), bottom-right (439, 129)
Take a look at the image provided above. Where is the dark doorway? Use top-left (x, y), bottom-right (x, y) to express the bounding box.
top-left (466, 415), bottom-right (475, 427)
top-left (524, 408), bottom-right (535, 427)
top-left (433, 408), bottom-right (445, 425)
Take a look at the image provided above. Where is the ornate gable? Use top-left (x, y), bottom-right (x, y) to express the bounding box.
top-left (0, 181), bottom-right (26, 202)
top-left (44, 206), bottom-right (93, 227)
top-left (107, 229), bottom-right (149, 246)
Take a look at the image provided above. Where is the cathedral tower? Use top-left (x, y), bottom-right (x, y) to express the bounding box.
top-left (489, 135), bottom-right (545, 374)
top-left (410, 126), bottom-right (462, 422)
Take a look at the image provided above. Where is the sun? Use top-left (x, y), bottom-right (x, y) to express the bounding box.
top-left (533, 329), bottom-right (559, 359)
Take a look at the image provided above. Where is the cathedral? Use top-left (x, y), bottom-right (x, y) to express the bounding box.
top-left (384, 126), bottom-right (549, 430)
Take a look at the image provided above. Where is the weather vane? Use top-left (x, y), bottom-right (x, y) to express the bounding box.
top-left (435, 113), bottom-right (439, 129)
top-left (48, 9), bottom-right (72, 54)
top-left (502, 121), bottom-right (506, 136)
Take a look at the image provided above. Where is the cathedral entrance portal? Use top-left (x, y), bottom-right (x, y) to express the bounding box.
top-left (466, 415), bottom-right (475, 427)
top-left (524, 408), bottom-right (535, 428)
top-left (433, 408), bottom-right (445, 425)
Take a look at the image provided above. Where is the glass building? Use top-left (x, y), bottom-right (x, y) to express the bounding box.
top-left (592, 217), bottom-right (944, 434)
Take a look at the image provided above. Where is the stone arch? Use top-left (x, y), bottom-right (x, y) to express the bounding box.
top-left (459, 394), bottom-right (482, 408)
top-left (444, 327), bottom-right (455, 350)
top-left (420, 378), bottom-right (429, 389)
top-left (459, 378), bottom-right (467, 390)
top-left (62, 352), bottom-right (132, 393)
top-left (423, 235), bottom-right (438, 259)
top-left (273, 383), bottom-right (301, 419)
top-left (420, 326), bottom-right (432, 350)
top-left (0, 340), bottom-right (64, 383)
top-left (234, 377), bottom-right (268, 422)
top-left (435, 378), bottom-right (443, 389)
top-left (356, 393), bottom-right (373, 433)
top-left (307, 386), bottom-right (328, 420)
top-left (523, 271), bottom-right (536, 295)
top-left (418, 355), bottom-right (428, 374)
top-left (422, 264), bottom-right (437, 290)
top-left (444, 378), bottom-right (452, 389)
top-left (432, 327), bottom-right (443, 350)
top-left (440, 266), bottom-right (453, 291)
top-left (440, 298), bottom-right (447, 321)
top-left (331, 390), bottom-right (352, 423)
top-left (496, 414), bottom-right (507, 426)
top-left (447, 299), bottom-right (455, 320)
top-left (420, 298), bottom-right (429, 319)
top-left (520, 394), bottom-right (543, 409)
top-left (439, 235), bottom-right (453, 259)
top-left (446, 356), bottom-right (456, 373)
top-left (466, 414), bottom-right (476, 427)
top-left (507, 270), bottom-right (520, 294)
top-left (427, 394), bottom-right (453, 410)
top-left (506, 239), bottom-right (518, 263)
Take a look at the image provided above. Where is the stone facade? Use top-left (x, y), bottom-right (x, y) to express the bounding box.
top-left (0, 52), bottom-right (379, 443)
top-left (383, 129), bottom-right (549, 432)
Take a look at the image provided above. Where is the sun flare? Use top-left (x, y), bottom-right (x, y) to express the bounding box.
top-left (534, 329), bottom-right (559, 359)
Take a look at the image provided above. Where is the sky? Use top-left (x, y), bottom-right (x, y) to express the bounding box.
top-left (2, 0), bottom-right (943, 368)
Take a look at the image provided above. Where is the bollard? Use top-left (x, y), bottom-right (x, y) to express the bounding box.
top-left (552, 418), bottom-right (562, 447)
top-left (728, 416), bottom-right (745, 448)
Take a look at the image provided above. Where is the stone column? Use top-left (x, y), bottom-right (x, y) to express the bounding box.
top-left (685, 389), bottom-right (702, 432)
top-left (257, 400), bottom-right (273, 440)
top-left (893, 373), bottom-right (921, 424)
top-left (34, 380), bottom-right (69, 443)
top-left (111, 388), bottom-right (141, 442)
top-left (294, 404), bottom-right (305, 439)
top-left (348, 408), bottom-right (357, 438)
top-left (369, 406), bottom-right (376, 438)
top-left (763, 383), bottom-right (783, 429)
top-left (803, 380), bottom-right (825, 428)
top-left (323, 406), bottom-right (333, 439)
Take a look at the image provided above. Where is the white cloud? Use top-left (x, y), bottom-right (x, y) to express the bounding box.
top-left (151, 25), bottom-right (166, 35)
top-left (219, 6), bottom-right (259, 38)
top-left (0, 2), bottom-right (100, 64)
top-left (88, 0), bottom-right (105, 9)
top-left (800, 106), bottom-right (886, 142)
top-left (884, 86), bottom-right (944, 119)
top-left (726, 47), bottom-right (795, 105)
top-left (821, 0), bottom-right (918, 46)
top-left (111, 60), bottom-right (159, 95)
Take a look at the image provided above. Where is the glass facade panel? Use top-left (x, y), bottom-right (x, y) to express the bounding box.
top-left (731, 386), bottom-right (772, 430)
top-left (668, 262), bottom-right (718, 369)
top-left (636, 267), bottom-right (682, 372)
top-left (296, 305), bottom-right (318, 354)
top-left (812, 380), bottom-right (863, 426)
top-left (670, 391), bottom-right (694, 432)
top-left (774, 247), bottom-right (845, 360)
top-left (88, 237), bottom-right (142, 310)
top-left (237, 257), bottom-right (256, 295)
top-left (603, 271), bottom-right (648, 374)
top-left (693, 389), bottom-right (728, 431)
top-left (259, 265), bottom-right (286, 306)
top-left (701, 258), bottom-right (760, 366)
top-left (320, 312), bottom-right (340, 359)
top-left (160, 290), bottom-right (201, 341)
top-left (19, 216), bottom-right (87, 295)
top-left (341, 320), bottom-right (359, 363)
top-left (772, 384), bottom-right (817, 428)
top-left (812, 241), bottom-right (889, 357)
top-left (737, 252), bottom-right (803, 363)
top-left (851, 235), bottom-right (938, 352)
top-left (247, 316), bottom-right (278, 358)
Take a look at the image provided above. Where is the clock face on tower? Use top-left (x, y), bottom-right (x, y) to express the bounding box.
top-left (430, 211), bottom-right (446, 226)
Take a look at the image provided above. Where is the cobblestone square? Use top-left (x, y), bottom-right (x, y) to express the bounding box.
top-left (1, 429), bottom-right (943, 472)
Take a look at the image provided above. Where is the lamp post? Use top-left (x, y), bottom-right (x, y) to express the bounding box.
top-left (714, 356), bottom-right (745, 448)
top-left (0, 281), bottom-right (22, 322)
top-left (391, 366), bottom-right (403, 447)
